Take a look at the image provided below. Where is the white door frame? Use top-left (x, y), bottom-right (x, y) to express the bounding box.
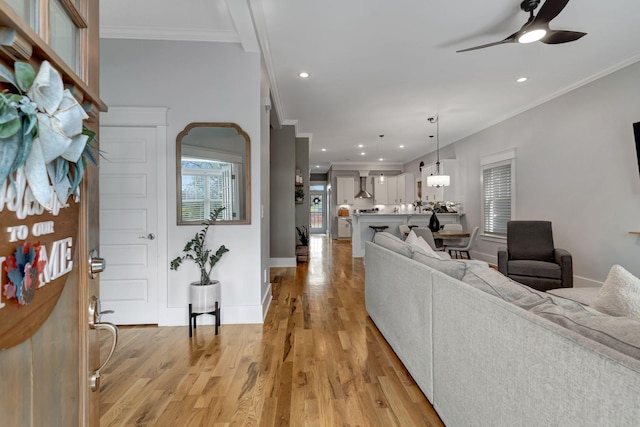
top-left (100, 107), bottom-right (168, 324)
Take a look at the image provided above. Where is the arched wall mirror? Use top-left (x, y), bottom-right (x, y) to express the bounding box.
top-left (176, 122), bottom-right (251, 225)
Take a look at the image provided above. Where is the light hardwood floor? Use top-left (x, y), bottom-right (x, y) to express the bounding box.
top-left (99, 235), bottom-right (444, 426)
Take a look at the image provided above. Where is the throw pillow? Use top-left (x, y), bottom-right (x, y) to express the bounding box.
top-left (412, 250), bottom-right (467, 280)
top-left (373, 232), bottom-right (413, 258)
top-left (592, 265), bottom-right (640, 321)
top-left (406, 231), bottom-right (451, 260)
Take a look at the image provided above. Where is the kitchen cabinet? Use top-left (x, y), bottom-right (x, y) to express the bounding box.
top-left (338, 217), bottom-right (352, 238)
top-left (373, 176), bottom-right (389, 204)
top-left (387, 176), bottom-right (398, 204)
top-left (396, 173), bottom-right (415, 203)
top-left (336, 176), bottom-right (355, 205)
top-left (376, 173), bottom-right (415, 204)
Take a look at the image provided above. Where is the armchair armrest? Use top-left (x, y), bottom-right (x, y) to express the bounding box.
top-left (553, 248), bottom-right (573, 288)
top-left (497, 247), bottom-right (508, 275)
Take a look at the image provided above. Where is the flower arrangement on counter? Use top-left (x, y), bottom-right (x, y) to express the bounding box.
top-left (414, 200), bottom-right (460, 213)
top-left (0, 60), bottom-right (98, 212)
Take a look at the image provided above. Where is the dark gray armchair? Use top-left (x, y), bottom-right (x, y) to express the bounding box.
top-left (497, 221), bottom-right (572, 292)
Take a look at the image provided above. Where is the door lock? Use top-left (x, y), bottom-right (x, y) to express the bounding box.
top-left (89, 249), bottom-right (106, 278)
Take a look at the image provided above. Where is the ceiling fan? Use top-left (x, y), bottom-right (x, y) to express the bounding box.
top-left (456, 0), bottom-right (586, 53)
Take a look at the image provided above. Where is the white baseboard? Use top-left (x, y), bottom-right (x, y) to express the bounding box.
top-left (270, 257), bottom-right (296, 267)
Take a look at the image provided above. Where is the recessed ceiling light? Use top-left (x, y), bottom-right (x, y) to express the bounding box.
top-left (357, 144), bottom-right (363, 148)
top-left (516, 77), bottom-right (528, 83)
top-left (321, 148), bottom-right (327, 152)
top-left (298, 72), bottom-right (310, 78)
top-left (399, 145), bottom-right (405, 148)
top-left (379, 158), bottom-right (384, 161)
top-left (316, 165), bottom-right (320, 168)
top-left (360, 152), bottom-right (366, 156)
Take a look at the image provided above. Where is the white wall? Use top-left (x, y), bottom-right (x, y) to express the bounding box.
top-left (417, 61), bottom-right (640, 286)
top-left (101, 39), bottom-right (264, 324)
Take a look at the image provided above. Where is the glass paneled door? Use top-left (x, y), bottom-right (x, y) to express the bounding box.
top-left (310, 189), bottom-right (325, 233)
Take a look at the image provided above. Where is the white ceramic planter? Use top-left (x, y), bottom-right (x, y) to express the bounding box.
top-left (189, 280), bottom-right (221, 313)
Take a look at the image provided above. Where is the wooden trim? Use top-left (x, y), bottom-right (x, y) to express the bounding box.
top-left (175, 122), bottom-right (252, 226)
top-left (56, 0), bottom-right (87, 29)
top-left (0, 3), bottom-right (106, 112)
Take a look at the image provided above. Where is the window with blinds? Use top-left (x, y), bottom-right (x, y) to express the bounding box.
top-left (482, 161), bottom-right (513, 237)
top-left (181, 160), bottom-right (237, 222)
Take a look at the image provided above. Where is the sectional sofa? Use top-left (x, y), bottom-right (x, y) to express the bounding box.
top-left (364, 233), bottom-right (640, 426)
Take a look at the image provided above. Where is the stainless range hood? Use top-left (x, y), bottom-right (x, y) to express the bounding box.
top-left (355, 175), bottom-right (373, 199)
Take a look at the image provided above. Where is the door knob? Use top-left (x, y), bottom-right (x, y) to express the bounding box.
top-left (138, 233), bottom-right (156, 240)
top-left (89, 249), bottom-right (106, 278)
top-left (88, 296), bottom-right (118, 392)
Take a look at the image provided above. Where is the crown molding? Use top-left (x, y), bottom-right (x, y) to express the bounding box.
top-left (248, 0), bottom-right (285, 124)
top-left (100, 25), bottom-right (240, 43)
top-left (227, 0), bottom-right (259, 52)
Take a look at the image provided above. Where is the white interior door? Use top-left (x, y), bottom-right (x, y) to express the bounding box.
top-left (99, 126), bottom-right (159, 324)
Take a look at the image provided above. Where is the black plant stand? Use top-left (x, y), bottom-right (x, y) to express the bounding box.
top-left (188, 302), bottom-right (220, 337)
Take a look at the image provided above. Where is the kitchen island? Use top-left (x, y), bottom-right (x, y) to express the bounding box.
top-left (351, 212), bottom-right (464, 257)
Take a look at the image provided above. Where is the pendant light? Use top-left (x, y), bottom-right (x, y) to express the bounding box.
top-left (379, 134), bottom-right (385, 183)
top-left (426, 115), bottom-right (450, 188)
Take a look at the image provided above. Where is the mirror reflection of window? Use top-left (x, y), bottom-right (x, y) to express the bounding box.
top-left (180, 158), bottom-right (240, 222)
top-left (176, 123), bottom-right (250, 225)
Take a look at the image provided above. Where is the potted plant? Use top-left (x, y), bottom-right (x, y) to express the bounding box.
top-left (170, 207), bottom-right (229, 314)
top-left (296, 226), bottom-right (309, 262)
top-left (295, 188), bottom-right (305, 203)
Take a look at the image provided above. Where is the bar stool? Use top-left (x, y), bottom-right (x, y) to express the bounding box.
top-left (369, 225), bottom-right (388, 241)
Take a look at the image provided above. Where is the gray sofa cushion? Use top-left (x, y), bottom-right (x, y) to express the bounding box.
top-left (508, 259), bottom-right (562, 279)
top-left (547, 287), bottom-right (600, 306)
top-left (462, 267), bottom-right (557, 310)
top-left (531, 298), bottom-right (640, 361)
top-left (373, 231), bottom-right (413, 258)
top-left (412, 251), bottom-right (467, 280)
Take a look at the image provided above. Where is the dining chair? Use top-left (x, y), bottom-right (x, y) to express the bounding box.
top-left (446, 226), bottom-right (480, 259)
top-left (412, 227), bottom-right (444, 251)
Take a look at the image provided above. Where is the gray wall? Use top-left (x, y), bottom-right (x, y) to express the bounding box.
top-left (405, 61), bottom-right (640, 286)
top-left (270, 125), bottom-right (296, 258)
top-left (295, 137), bottom-right (310, 235)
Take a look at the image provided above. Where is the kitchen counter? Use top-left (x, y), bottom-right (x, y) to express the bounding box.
top-left (350, 212), bottom-right (464, 257)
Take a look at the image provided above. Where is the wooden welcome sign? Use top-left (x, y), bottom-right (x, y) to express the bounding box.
top-left (0, 175), bottom-right (80, 350)
top-left (0, 60), bottom-right (92, 350)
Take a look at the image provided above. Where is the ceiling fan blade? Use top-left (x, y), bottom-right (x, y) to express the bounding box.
top-left (456, 34), bottom-right (517, 53)
top-left (542, 30), bottom-right (586, 44)
top-left (532, 0), bottom-right (571, 25)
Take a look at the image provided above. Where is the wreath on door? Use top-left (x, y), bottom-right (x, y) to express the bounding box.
top-left (312, 197), bottom-right (321, 205)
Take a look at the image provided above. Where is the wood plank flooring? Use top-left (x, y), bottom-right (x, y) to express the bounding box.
top-left (99, 235), bottom-right (444, 426)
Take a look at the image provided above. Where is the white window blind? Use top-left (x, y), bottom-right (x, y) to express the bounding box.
top-left (482, 161), bottom-right (512, 237)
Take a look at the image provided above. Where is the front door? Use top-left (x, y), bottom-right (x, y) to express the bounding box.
top-left (99, 126), bottom-right (160, 325)
top-left (310, 190), bottom-right (325, 233)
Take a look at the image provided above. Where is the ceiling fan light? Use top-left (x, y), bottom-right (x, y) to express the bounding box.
top-left (518, 28), bottom-right (547, 43)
